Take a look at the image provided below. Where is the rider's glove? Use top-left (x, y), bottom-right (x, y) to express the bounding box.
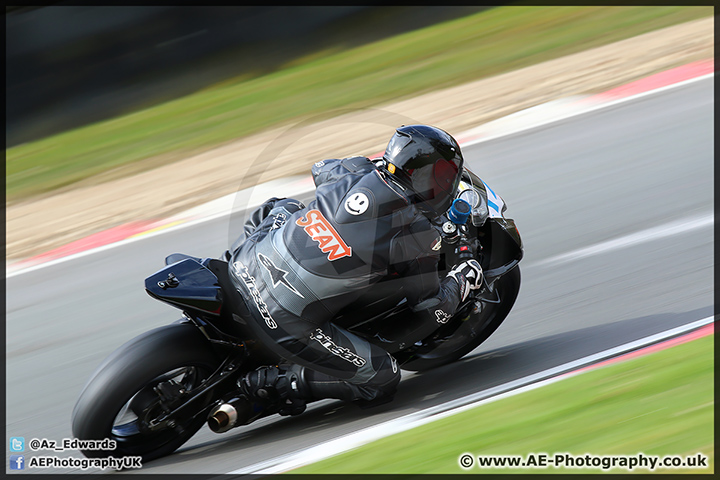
top-left (447, 259), bottom-right (483, 302)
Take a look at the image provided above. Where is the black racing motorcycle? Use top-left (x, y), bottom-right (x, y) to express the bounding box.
top-left (71, 165), bottom-right (522, 462)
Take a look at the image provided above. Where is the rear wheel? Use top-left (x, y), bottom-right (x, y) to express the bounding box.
top-left (71, 324), bottom-right (222, 462)
top-left (398, 266), bottom-right (520, 372)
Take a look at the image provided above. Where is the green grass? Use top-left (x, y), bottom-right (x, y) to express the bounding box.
top-left (6, 6), bottom-right (712, 202)
top-left (293, 333), bottom-right (714, 474)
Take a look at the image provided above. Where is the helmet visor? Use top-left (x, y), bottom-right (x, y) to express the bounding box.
top-left (409, 157), bottom-right (461, 214)
top-left (383, 126), bottom-right (463, 215)
top-left (433, 158), bottom-right (461, 200)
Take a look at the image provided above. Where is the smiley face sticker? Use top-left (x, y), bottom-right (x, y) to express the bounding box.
top-left (344, 192), bottom-right (369, 215)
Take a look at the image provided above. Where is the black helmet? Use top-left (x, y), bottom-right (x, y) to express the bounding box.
top-left (383, 124), bottom-right (464, 217)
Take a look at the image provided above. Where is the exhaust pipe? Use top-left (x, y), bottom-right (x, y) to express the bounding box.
top-left (207, 397), bottom-right (252, 433)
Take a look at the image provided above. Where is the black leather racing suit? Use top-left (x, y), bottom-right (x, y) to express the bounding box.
top-left (228, 156), bottom-right (465, 403)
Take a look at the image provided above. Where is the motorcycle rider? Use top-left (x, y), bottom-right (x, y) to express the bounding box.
top-left (227, 124), bottom-right (483, 417)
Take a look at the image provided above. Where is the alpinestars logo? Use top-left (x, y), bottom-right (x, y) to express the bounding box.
top-left (296, 209), bottom-right (352, 261)
top-left (431, 235), bottom-right (442, 251)
top-left (390, 354), bottom-right (398, 373)
top-left (257, 253), bottom-right (304, 298)
top-left (271, 212), bottom-right (287, 230)
top-left (435, 309), bottom-right (451, 324)
top-left (310, 328), bottom-right (366, 367)
top-left (233, 261), bottom-right (277, 329)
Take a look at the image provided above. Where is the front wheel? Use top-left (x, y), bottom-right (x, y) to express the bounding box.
top-left (398, 266), bottom-right (521, 372)
top-left (71, 323), bottom-right (222, 462)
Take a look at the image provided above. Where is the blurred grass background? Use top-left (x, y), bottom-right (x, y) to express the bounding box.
top-left (294, 333), bottom-right (714, 474)
top-left (6, 6), bottom-right (712, 202)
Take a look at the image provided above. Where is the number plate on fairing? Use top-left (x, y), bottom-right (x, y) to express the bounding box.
top-left (480, 180), bottom-right (505, 218)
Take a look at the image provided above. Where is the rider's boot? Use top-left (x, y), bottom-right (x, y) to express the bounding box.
top-left (239, 364), bottom-right (395, 415)
top-left (238, 364), bottom-right (311, 416)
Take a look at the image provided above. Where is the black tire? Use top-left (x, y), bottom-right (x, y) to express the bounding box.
top-left (71, 323), bottom-right (222, 462)
top-left (399, 266), bottom-right (521, 372)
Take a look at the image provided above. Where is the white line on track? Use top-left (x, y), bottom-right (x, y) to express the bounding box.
top-left (6, 73), bottom-right (713, 279)
top-left (461, 73), bottom-right (714, 148)
top-left (531, 212), bottom-right (714, 267)
top-left (225, 316), bottom-right (713, 475)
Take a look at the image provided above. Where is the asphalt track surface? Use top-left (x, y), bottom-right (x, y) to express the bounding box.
top-left (5, 77), bottom-right (713, 475)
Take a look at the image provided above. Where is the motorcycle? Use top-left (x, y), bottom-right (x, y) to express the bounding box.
top-left (71, 164), bottom-right (523, 462)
